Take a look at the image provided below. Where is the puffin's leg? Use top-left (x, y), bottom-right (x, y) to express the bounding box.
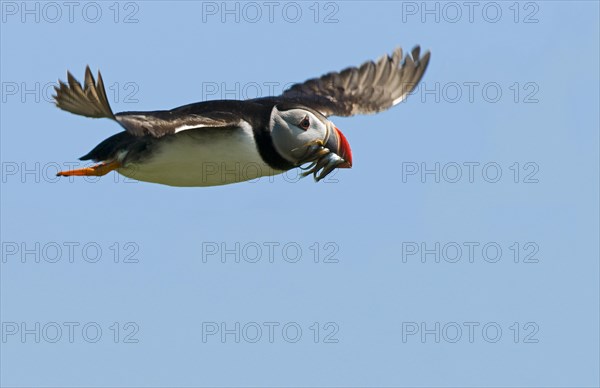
top-left (57, 160), bottom-right (121, 177)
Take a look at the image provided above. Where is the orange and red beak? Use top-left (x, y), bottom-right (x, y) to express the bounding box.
top-left (325, 126), bottom-right (353, 168)
top-left (300, 125), bottom-right (353, 182)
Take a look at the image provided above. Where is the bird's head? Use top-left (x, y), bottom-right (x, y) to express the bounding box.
top-left (270, 104), bottom-right (352, 181)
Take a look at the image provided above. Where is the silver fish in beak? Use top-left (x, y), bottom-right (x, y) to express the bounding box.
top-left (300, 126), bottom-right (353, 181)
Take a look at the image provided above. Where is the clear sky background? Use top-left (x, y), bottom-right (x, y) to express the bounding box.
top-left (1, 1), bottom-right (599, 387)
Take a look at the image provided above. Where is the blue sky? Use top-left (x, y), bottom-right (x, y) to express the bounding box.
top-left (1, 1), bottom-right (599, 387)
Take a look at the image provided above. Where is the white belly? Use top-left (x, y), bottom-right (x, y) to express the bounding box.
top-left (117, 127), bottom-right (284, 187)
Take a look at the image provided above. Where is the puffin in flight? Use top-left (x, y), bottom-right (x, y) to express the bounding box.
top-left (54, 46), bottom-right (430, 186)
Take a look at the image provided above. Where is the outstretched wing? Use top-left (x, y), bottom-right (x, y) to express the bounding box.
top-left (113, 109), bottom-right (242, 137)
top-left (278, 46), bottom-right (430, 117)
top-left (53, 66), bottom-right (115, 119)
top-left (53, 67), bottom-right (243, 138)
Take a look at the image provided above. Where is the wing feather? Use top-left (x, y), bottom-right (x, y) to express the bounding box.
top-left (280, 46), bottom-right (430, 117)
top-left (54, 66), bottom-right (116, 119)
top-left (54, 67), bottom-right (243, 138)
top-left (114, 111), bottom-right (241, 138)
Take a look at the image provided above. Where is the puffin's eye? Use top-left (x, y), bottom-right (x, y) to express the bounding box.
top-left (299, 116), bottom-right (310, 130)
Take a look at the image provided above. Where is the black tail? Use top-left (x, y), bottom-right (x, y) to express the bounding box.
top-left (53, 66), bottom-right (115, 119)
top-left (79, 131), bottom-right (154, 163)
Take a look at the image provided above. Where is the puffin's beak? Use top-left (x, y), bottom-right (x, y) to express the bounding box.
top-left (299, 125), bottom-right (353, 182)
top-left (326, 127), bottom-right (353, 168)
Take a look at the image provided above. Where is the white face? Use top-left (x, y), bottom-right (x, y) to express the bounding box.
top-left (270, 106), bottom-right (330, 164)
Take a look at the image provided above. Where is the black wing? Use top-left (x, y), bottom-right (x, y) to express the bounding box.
top-left (53, 66), bottom-right (115, 119)
top-left (278, 46), bottom-right (430, 117)
top-left (53, 67), bottom-right (243, 138)
top-left (113, 108), bottom-right (243, 137)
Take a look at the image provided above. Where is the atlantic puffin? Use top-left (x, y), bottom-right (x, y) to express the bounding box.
top-left (54, 46), bottom-right (430, 186)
